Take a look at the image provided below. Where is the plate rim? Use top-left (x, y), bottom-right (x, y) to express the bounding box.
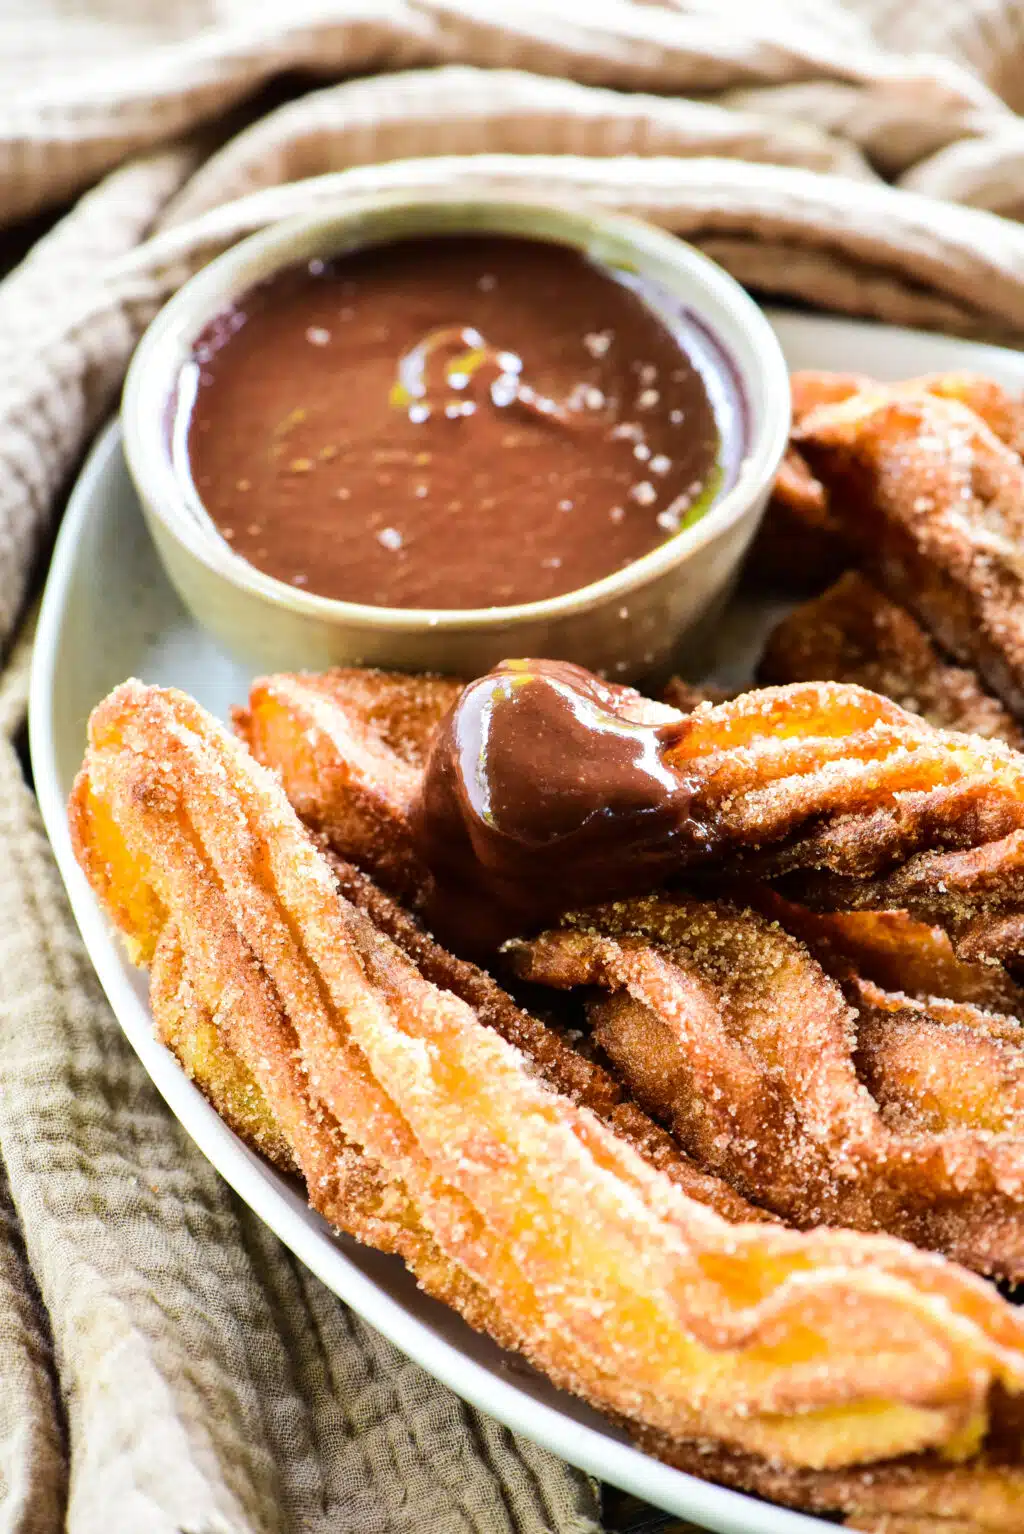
top-left (32, 307), bottom-right (1024, 1534)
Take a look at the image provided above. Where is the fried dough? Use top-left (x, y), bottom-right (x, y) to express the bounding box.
top-left (796, 391), bottom-right (1024, 713)
top-left (752, 371), bottom-right (1024, 611)
top-left (235, 668), bottom-right (462, 901)
top-left (243, 668), bottom-right (1024, 977)
top-left (511, 894), bottom-right (1024, 1278)
top-left (70, 681), bottom-right (1024, 1478)
top-left (745, 893), bottom-right (1024, 1017)
top-left (761, 572), bottom-right (1023, 746)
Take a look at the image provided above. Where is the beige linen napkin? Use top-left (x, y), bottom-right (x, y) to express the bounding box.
top-left (9, 4), bottom-right (1024, 1531)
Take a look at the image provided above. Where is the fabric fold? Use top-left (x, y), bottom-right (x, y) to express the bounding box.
top-left (1, 0), bottom-right (1021, 224)
top-left (0, 1166), bottom-right (65, 1534)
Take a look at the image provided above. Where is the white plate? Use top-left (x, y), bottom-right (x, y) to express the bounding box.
top-left (30, 311), bottom-right (1024, 1534)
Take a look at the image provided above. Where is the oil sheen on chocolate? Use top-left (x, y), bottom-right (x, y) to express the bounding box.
top-left (411, 658), bottom-right (709, 948)
top-left (178, 235), bottom-right (744, 610)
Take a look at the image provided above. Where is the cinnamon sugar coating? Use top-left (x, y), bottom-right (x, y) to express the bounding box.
top-left (796, 389), bottom-right (1024, 713)
top-left (510, 894), bottom-right (1024, 1279)
top-left (751, 370), bottom-right (1024, 616)
top-left (761, 571), bottom-right (1023, 747)
top-left (745, 892), bottom-right (1024, 1017)
top-left (235, 668), bottom-right (462, 902)
top-left (67, 668), bottom-right (1024, 1528)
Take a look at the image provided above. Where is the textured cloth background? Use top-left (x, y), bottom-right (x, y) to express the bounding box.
top-left (8, 3), bottom-right (1024, 1531)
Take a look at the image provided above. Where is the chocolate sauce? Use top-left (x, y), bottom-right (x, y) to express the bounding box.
top-left (179, 235), bottom-right (742, 611)
top-left (412, 659), bottom-right (710, 946)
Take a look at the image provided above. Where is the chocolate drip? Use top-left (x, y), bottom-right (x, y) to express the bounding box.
top-left (411, 659), bottom-right (708, 946)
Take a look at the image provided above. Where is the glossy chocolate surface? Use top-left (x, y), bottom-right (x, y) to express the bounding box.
top-left (412, 658), bottom-right (705, 945)
top-left (180, 235), bottom-right (738, 610)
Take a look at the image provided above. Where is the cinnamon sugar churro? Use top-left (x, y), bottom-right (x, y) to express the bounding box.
top-left (510, 894), bottom-right (1024, 1279)
top-left (795, 389), bottom-right (1024, 713)
top-left (751, 370), bottom-right (1024, 618)
top-left (743, 892), bottom-right (1024, 1017)
top-left (234, 668), bottom-right (462, 903)
top-left (71, 680), bottom-right (1024, 1490)
top-left (761, 571), bottom-right (1023, 747)
top-left (748, 371), bottom-right (870, 588)
top-left (240, 661), bottom-right (1024, 975)
top-left (407, 662), bottom-right (1024, 953)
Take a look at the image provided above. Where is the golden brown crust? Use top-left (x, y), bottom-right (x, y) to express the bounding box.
top-left (760, 572), bottom-right (1023, 747)
top-left (151, 925), bottom-right (297, 1173)
top-left (69, 680), bottom-right (1024, 1479)
top-left (751, 370), bottom-right (1024, 609)
top-left (664, 683), bottom-right (1024, 895)
top-left (850, 979), bottom-right (1024, 1138)
top-left (777, 374), bottom-right (874, 526)
top-left (328, 853), bottom-right (771, 1226)
top-left (743, 892), bottom-right (1024, 1017)
top-left (775, 833), bottom-right (1024, 974)
top-left (510, 894), bottom-right (1024, 1279)
top-left (235, 668), bottom-right (462, 901)
top-left (747, 371), bottom-right (872, 590)
top-left (920, 372), bottom-right (1024, 459)
top-left (796, 391), bottom-right (1024, 714)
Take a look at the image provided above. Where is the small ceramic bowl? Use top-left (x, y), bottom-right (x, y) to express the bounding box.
top-left (122, 191), bottom-right (790, 679)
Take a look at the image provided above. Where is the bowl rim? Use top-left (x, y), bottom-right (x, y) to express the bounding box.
top-left (122, 190), bottom-right (792, 633)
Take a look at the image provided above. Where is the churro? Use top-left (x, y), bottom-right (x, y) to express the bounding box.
top-left (761, 571), bottom-right (1023, 746)
top-left (70, 680), bottom-right (1024, 1484)
top-left (510, 894), bottom-right (1024, 1278)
